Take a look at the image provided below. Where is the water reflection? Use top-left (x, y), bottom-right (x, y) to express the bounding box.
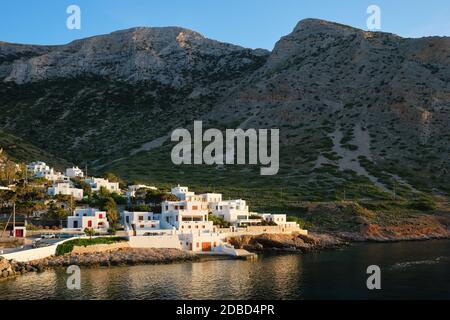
top-left (1, 241), bottom-right (449, 300)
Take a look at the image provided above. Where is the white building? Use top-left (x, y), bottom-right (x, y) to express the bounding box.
top-left (85, 177), bottom-right (120, 193)
top-left (65, 166), bottom-right (84, 178)
top-left (48, 183), bottom-right (84, 200)
top-left (210, 199), bottom-right (251, 225)
top-left (201, 193), bottom-right (223, 210)
top-left (35, 168), bottom-right (70, 183)
top-left (67, 208), bottom-right (109, 232)
top-left (170, 185), bottom-right (196, 200)
top-left (27, 161), bottom-right (50, 174)
top-left (259, 214), bottom-right (286, 225)
top-left (161, 200), bottom-right (214, 232)
top-left (259, 213), bottom-right (299, 228)
top-left (122, 211), bottom-right (161, 236)
top-left (170, 187), bottom-right (253, 226)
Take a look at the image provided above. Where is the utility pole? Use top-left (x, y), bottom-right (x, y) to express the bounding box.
top-left (13, 202), bottom-right (15, 237)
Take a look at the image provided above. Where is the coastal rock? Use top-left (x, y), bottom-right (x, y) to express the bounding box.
top-left (0, 257), bottom-right (10, 272)
top-left (228, 232), bottom-right (345, 253)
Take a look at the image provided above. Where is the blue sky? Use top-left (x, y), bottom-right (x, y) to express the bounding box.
top-left (1, 0), bottom-right (449, 50)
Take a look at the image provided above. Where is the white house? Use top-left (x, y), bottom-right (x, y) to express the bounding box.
top-left (65, 166), bottom-right (84, 178)
top-left (85, 177), bottom-right (120, 193)
top-left (260, 214), bottom-right (286, 225)
top-left (161, 200), bottom-right (214, 232)
top-left (259, 213), bottom-right (299, 228)
top-left (210, 199), bottom-right (251, 225)
top-left (48, 183), bottom-right (84, 200)
top-left (170, 187), bottom-right (253, 226)
top-left (27, 161), bottom-right (50, 174)
top-left (67, 208), bottom-right (109, 232)
top-left (170, 185), bottom-right (196, 200)
top-left (201, 193), bottom-right (223, 210)
top-left (34, 168), bottom-right (69, 183)
top-left (122, 211), bottom-right (161, 236)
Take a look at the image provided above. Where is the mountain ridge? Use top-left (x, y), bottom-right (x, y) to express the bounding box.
top-left (0, 18), bottom-right (449, 202)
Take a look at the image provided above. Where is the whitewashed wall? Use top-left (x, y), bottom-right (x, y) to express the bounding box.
top-left (128, 235), bottom-right (182, 250)
top-left (1, 238), bottom-right (76, 262)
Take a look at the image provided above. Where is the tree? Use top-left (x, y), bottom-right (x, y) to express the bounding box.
top-left (0, 158), bottom-right (19, 185)
top-left (46, 203), bottom-right (69, 220)
top-left (102, 197), bottom-right (119, 228)
top-left (72, 178), bottom-right (92, 198)
top-left (145, 190), bottom-right (178, 205)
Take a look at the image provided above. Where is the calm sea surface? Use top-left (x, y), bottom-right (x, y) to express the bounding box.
top-left (1, 240), bottom-right (449, 300)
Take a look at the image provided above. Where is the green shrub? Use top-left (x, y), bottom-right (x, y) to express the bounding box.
top-left (55, 237), bottom-right (127, 256)
top-left (208, 214), bottom-right (231, 228)
top-left (287, 216), bottom-right (306, 229)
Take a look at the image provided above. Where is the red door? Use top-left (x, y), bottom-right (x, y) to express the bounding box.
top-left (15, 229), bottom-right (23, 238)
top-left (88, 220), bottom-right (93, 228)
top-left (202, 242), bottom-right (212, 252)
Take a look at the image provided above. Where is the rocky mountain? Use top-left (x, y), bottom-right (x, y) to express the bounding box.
top-left (0, 19), bottom-right (449, 204)
top-left (1, 27), bottom-right (269, 85)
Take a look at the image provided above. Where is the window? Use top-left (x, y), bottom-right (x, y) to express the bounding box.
top-left (138, 216), bottom-right (144, 221)
top-left (196, 243), bottom-right (199, 248)
top-left (192, 205), bottom-right (198, 210)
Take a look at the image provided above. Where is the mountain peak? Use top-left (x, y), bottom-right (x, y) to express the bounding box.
top-left (293, 18), bottom-right (361, 35)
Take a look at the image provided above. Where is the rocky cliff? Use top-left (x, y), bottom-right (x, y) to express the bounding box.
top-left (0, 19), bottom-right (449, 202)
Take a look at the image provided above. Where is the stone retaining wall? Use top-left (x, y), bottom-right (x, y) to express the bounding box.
top-left (71, 242), bottom-right (130, 254)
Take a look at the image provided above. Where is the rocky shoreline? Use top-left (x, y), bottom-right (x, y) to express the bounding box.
top-left (225, 230), bottom-right (450, 253)
top-left (227, 232), bottom-right (347, 253)
top-left (0, 248), bottom-right (198, 280)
